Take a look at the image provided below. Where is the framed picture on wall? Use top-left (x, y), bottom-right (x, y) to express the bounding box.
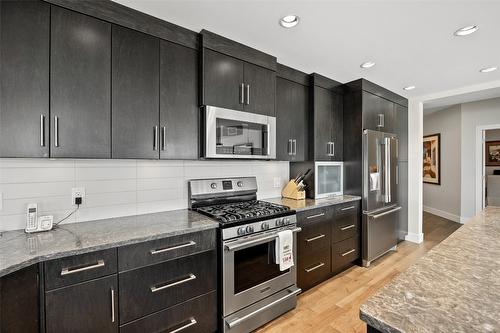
top-left (485, 140), bottom-right (500, 166)
top-left (423, 133), bottom-right (441, 185)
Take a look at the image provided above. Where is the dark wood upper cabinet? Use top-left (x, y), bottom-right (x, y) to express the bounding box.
top-left (111, 25), bottom-right (159, 159)
top-left (0, 0), bottom-right (50, 158)
top-left (395, 104), bottom-right (408, 161)
top-left (50, 6), bottom-right (111, 158)
top-left (276, 77), bottom-right (308, 161)
top-left (160, 40), bottom-right (199, 160)
top-left (45, 275), bottom-right (118, 333)
top-left (310, 84), bottom-right (343, 161)
top-left (362, 90), bottom-right (395, 133)
top-left (202, 49), bottom-right (244, 111)
top-left (243, 63), bottom-right (276, 116)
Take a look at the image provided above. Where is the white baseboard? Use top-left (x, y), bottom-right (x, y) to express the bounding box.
top-left (423, 205), bottom-right (462, 223)
top-left (405, 232), bottom-right (424, 244)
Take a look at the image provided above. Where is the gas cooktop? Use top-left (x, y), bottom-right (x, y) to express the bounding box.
top-left (195, 200), bottom-right (292, 225)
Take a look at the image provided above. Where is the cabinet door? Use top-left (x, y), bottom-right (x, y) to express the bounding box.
top-left (331, 92), bottom-right (343, 161)
top-left (111, 26), bottom-right (159, 159)
top-left (243, 63), bottom-right (276, 116)
top-left (203, 49), bottom-right (244, 111)
top-left (276, 78), bottom-right (293, 160)
top-left (45, 275), bottom-right (118, 333)
top-left (313, 86), bottom-right (334, 161)
top-left (395, 104), bottom-right (408, 161)
top-left (50, 7), bottom-right (111, 158)
top-left (160, 40), bottom-right (199, 159)
top-left (362, 91), bottom-right (394, 132)
top-left (0, 1), bottom-right (49, 158)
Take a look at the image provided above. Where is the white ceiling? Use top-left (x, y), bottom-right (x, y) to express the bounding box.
top-left (114, 0), bottom-right (500, 98)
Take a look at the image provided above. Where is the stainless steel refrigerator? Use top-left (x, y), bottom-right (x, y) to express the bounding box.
top-left (362, 130), bottom-right (401, 267)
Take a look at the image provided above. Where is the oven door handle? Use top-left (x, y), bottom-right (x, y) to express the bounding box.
top-left (225, 287), bottom-right (301, 329)
top-left (224, 227), bottom-right (302, 252)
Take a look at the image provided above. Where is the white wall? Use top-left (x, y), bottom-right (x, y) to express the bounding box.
top-left (422, 105), bottom-right (462, 221)
top-left (0, 159), bottom-right (289, 231)
top-left (460, 97), bottom-right (500, 219)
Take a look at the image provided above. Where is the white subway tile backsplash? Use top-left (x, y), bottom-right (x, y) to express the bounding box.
top-left (0, 158), bottom-right (289, 231)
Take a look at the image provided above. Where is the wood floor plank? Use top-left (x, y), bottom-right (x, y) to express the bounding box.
top-left (256, 213), bottom-right (461, 333)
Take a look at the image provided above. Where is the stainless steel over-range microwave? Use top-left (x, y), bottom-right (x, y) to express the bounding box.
top-left (203, 106), bottom-right (277, 159)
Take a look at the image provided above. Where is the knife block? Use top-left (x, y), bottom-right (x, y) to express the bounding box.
top-left (281, 180), bottom-right (306, 200)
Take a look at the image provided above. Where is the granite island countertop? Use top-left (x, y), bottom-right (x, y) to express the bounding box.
top-left (0, 209), bottom-right (218, 278)
top-left (360, 206), bottom-right (500, 333)
top-left (264, 195), bottom-right (361, 212)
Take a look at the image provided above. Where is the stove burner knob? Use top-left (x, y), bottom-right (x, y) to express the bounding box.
top-left (246, 226), bottom-right (254, 233)
top-left (261, 222), bottom-right (269, 230)
top-left (237, 227), bottom-right (246, 235)
top-left (210, 183), bottom-right (217, 189)
top-left (237, 181), bottom-right (243, 187)
top-left (284, 217), bottom-right (290, 225)
top-left (276, 218), bottom-right (283, 227)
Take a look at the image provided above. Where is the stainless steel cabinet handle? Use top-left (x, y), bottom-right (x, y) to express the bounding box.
top-left (341, 249), bottom-right (356, 257)
top-left (288, 139), bottom-right (293, 155)
top-left (153, 126), bottom-right (158, 150)
top-left (377, 114), bottom-right (385, 127)
top-left (305, 262), bottom-right (325, 272)
top-left (40, 115), bottom-right (45, 147)
top-left (331, 141), bottom-right (335, 156)
top-left (226, 288), bottom-right (301, 328)
top-left (293, 139), bottom-right (297, 155)
top-left (369, 206), bottom-right (402, 219)
top-left (150, 273), bottom-right (196, 293)
top-left (168, 318), bottom-right (197, 333)
top-left (240, 83), bottom-right (245, 104)
top-left (54, 116), bottom-right (59, 147)
top-left (305, 234), bottom-right (325, 242)
top-left (340, 224), bottom-right (356, 231)
top-left (60, 259), bottom-right (105, 276)
top-left (246, 84), bottom-right (250, 105)
top-left (110, 288), bottom-right (115, 323)
top-left (150, 241), bottom-right (196, 255)
top-left (306, 213), bottom-right (325, 219)
top-left (161, 126), bottom-right (166, 151)
top-left (341, 205), bottom-right (356, 211)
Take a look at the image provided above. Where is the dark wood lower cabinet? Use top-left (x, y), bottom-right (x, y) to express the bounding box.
top-left (45, 275), bottom-right (118, 333)
top-left (120, 291), bottom-right (217, 333)
top-left (0, 265), bottom-right (39, 333)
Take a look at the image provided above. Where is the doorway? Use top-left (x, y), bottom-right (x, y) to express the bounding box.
top-left (480, 127), bottom-right (500, 209)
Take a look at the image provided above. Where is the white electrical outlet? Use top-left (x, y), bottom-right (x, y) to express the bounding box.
top-left (71, 187), bottom-right (85, 205)
top-left (273, 177), bottom-right (282, 188)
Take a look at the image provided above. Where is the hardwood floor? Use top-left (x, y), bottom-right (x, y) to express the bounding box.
top-left (256, 212), bottom-right (462, 333)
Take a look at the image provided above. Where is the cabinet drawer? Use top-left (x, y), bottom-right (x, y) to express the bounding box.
top-left (118, 229), bottom-right (216, 271)
top-left (332, 203), bottom-right (359, 243)
top-left (297, 221), bottom-right (331, 257)
top-left (297, 246), bottom-right (331, 291)
top-left (120, 291), bottom-right (217, 333)
top-left (297, 207), bottom-right (329, 225)
top-left (332, 237), bottom-right (359, 273)
top-left (44, 248), bottom-right (117, 290)
top-left (119, 250), bottom-right (216, 324)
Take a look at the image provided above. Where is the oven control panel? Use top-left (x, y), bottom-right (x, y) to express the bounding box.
top-left (222, 214), bottom-right (297, 240)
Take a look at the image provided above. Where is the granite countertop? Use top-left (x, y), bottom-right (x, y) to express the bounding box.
top-left (0, 209), bottom-right (218, 278)
top-left (360, 206), bottom-right (500, 333)
top-left (264, 195), bottom-right (361, 212)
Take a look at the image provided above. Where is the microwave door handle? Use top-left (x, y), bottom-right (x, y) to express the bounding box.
top-left (266, 123), bottom-right (270, 156)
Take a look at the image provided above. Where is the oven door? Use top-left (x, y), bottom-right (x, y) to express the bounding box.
top-left (222, 226), bottom-right (299, 316)
top-left (204, 105), bottom-right (276, 159)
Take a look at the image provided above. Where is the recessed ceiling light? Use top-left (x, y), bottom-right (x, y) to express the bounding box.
top-left (403, 85), bottom-right (416, 91)
top-left (360, 61), bottom-right (375, 69)
top-left (279, 15), bottom-right (299, 28)
top-left (479, 67), bottom-right (497, 73)
top-left (454, 25), bottom-right (478, 36)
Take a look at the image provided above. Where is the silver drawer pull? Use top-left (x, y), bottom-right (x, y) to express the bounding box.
top-left (110, 288), bottom-right (116, 323)
top-left (60, 259), bottom-right (105, 276)
top-left (341, 249), bottom-right (356, 257)
top-left (340, 224), bottom-right (356, 231)
top-left (168, 318), bottom-right (197, 333)
top-left (341, 205), bottom-right (356, 211)
top-left (306, 234), bottom-right (326, 242)
top-left (150, 273), bottom-right (196, 293)
top-left (306, 213), bottom-right (325, 219)
top-left (305, 262), bottom-right (325, 273)
top-left (150, 241), bottom-right (196, 255)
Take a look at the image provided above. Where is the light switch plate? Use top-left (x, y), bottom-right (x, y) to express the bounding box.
top-left (273, 177), bottom-right (282, 188)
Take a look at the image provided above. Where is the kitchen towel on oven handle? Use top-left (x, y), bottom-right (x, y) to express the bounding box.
top-left (275, 230), bottom-right (294, 271)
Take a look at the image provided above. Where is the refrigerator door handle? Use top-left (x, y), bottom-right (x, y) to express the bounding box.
top-left (384, 137), bottom-right (391, 203)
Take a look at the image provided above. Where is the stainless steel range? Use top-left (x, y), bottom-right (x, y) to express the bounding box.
top-left (188, 177), bottom-right (301, 333)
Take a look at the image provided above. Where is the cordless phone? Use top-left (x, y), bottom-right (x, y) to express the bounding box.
top-left (25, 203), bottom-right (38, 233)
